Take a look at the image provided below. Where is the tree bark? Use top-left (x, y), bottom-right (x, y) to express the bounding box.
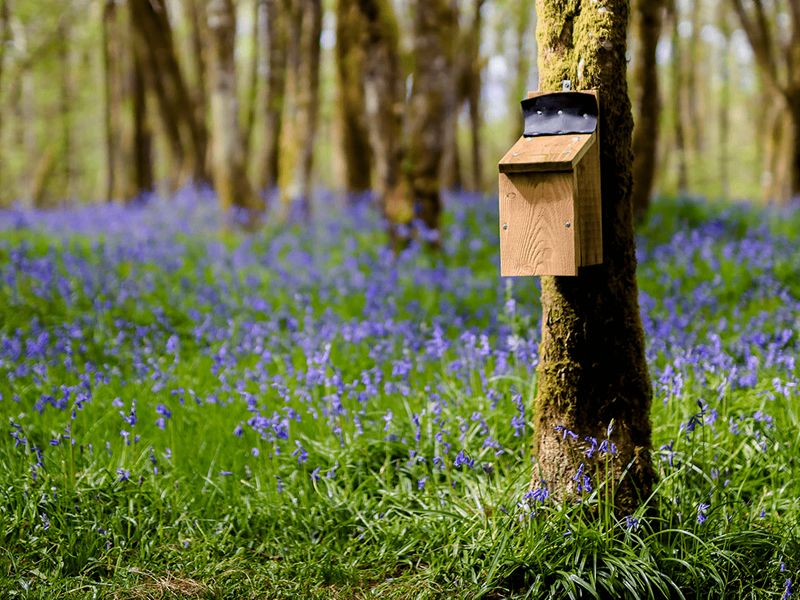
top-left (336, 0), bottom-right (373, 193)
top-left (355, 0), bottom-right (411, 248)
top-left (441, 2), bottom-right (463, 193)
top-left (0, 0), bottom-right (10, 198)
top-left (730, 0), bottom-right (800, 200)
top-left (668, 0), bottom-right (688, 195)
top-left (59, 19), bottom-right (73, 201)
top-left (686, 0), bottom-right (703, 154)
top-left (281, 0), bottom-right (321, 216)
top-left (510, 0), bottom-right (535, 139)
top-left (258, 0), bottom-right (287, 190)
top-left (129, 0), bottom-right (207, 186)
top-left (466, 0), bottom-right (485, 192)
top-left (132, 51), bottom-right (154, 197)
top-left (631, 0), bottom-right (664, 222)
top-left (102, 0), bottom-right (124, 202)
top-left (186, 0), bottom-right (210, 177)
top-left (533, 0), bottom-right (656, 514)
top-left (408, 0), bottom-right (457, 245)
top-left (718, 3), bottom-right (731, 199)
top-left (791, 104), bottom-right (800, 197)
top-left (242, 0), bottom-right (261, 159)
top-left (207, 0), bottom-right (263, 217)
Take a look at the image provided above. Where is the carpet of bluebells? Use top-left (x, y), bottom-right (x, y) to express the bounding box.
top-left (1, 190), bottom-right (799, 598)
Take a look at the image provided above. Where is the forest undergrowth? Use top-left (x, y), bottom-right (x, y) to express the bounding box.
top-left (0, 190), bottom-right (798, 598)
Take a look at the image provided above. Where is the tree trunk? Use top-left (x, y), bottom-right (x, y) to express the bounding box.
top-left (466, 0), bottom-right (484, 192)
top-left (242, 0), bottom-right (261, 159)
top-left (0, 0), bottom-right (10, 199)
top-left (336, 0), bottom-right (373, 193)
top-left (441, 2), bottom-right (462, 194)
top-left (790, 103), bottom-right (800, 198)
top-left (207, 0), bottom-right (263, 217)
top-left (102, 0), bottom-right (125, 202)
top-left (355, 0), bottom-right (411, 248)
top-left (129, 0), bottom-right (207, 186)
top-left (718, 3), bottom-right (731, 199)
top-left (408, 0), bottom-right (457, 245)
top-left (186, 0), bottom-right (210, 178)
top-left (631, 0), bottom-right (663, 222)
top-left (258, 0), bottom-right (287, 190)
top-left (59, 19), bottom-right (73, 201)
top-left (729, 0), bottom-right (800, 201)
top-left (510, 0), bottom-right (535, 139)
top-left (533, 0), bottom-right (656, 514)
top-left (280, 0), bottom-right (321, 216)
top-left (468, 74), bottom-right (482, 192)
top-left (686, 0), bottom-right (703, 154)
top-left (669, 0), bottom-right (688, 195)
top-left (132, 51), bottom-right (154, 198)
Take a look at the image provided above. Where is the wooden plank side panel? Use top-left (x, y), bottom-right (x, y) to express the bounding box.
top-left (574, 134), bottom-right (603, 266)
top-left (498, 135), bottom-right (591, 173)
top-left (499, 172), bottom-right (577, 276)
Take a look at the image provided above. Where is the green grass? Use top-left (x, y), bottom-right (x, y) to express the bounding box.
top-left (0, 195), bottom-right (798, 598)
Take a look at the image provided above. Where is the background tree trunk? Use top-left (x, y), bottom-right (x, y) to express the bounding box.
top-left (336, 0), bottom-right (373, 193)
top-left (186, 0), bottom-right (210, 177)
top-left (0, 0), bottom-right (10, 198)
top-left (355, 0), bottom-right (411, 248)
top-left (466, 0), bottom-right (485, 192)
top-left (730, 0), bottom-right (800, 200)
top-left (509, 0), bottom-right (535, 139)
top-left (59, 19), bottom-right (73, 202)
top-left (242, 0), bottom-right (261, 159)
top-left (102, 0), bottom-right (124, 202)
top-left (132, 51), bottom-right (154, 198)
top-left (718, 2), bottom-right (731, 199)
top-left (408, 0), bottom-right (457, 244)
top-left (129, 0), bottom-right (207, 186)
top-left (207, 0), bottom-right (263, 216)
top-left (533, 0), bottom-right (656, 514)
top-left (686, 0), bottom-right (703, 155)
top-left (441, 1), bottom-right (463, 193)
top-left (669, 0), bottom-right (688, 195)
top-left (281, 0), bottom-right (321, 216)
top-left (631, 0), bottom-right (664, 221)
top-left (258, 0), bottom-right (287, 191)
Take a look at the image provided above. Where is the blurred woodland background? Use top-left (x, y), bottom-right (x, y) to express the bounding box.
top-left (0, 0), bottom-right (798, 216)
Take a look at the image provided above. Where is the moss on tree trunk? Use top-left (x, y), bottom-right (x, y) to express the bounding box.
top-left (533, 0), bottom-right (656, 514)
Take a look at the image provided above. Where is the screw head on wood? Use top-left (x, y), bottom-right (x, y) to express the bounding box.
top-left (502, 223), bottom-right (508, 230)
top-left (565, 221), bottom-right (572, 228)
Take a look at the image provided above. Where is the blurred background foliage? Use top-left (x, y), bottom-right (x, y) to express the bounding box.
top-left (0, 0), bottom-right (796, 210)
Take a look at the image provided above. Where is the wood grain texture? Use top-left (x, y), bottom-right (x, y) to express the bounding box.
top-left (574, 131), bottom-right (602, 266)
top-left (499, 172), bottom-right (576, 276)
top-left (498, 134), bottom-right (593, 173)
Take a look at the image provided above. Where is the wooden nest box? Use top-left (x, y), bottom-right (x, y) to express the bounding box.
top-left (498, 90), bottom-right (602, 277)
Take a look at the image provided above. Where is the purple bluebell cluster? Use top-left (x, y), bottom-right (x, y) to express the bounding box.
top-left (0, 192), bottom-right (799, 555)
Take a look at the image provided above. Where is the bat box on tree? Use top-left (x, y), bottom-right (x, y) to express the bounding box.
top-left (498, 90), bottom-right (602, 277)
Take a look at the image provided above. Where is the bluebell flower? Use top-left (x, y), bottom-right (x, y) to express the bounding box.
top-left (454, 449), bottom-right (474, 469)
top-left (697, 503), bottom-right (710, 524)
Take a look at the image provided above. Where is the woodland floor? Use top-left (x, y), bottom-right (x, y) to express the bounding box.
top-left (0, 191), bottom-right (798, 598)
